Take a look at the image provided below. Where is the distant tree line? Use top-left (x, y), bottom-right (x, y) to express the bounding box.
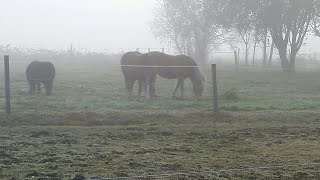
top-left (151, 0), bottom-right (320, 72)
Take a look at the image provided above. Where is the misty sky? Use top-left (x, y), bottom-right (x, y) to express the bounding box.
top-left (0, 0), bottom-right (162, 52)
top-left (0, 0), bottom-right (319, 53)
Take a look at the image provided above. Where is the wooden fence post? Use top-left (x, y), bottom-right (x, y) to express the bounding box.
top-left (211, 64), bottom-right (219, 112)
top-left (234, 51), bottom-right (239, 72)
top-left (136, 48), bottom-right (139, 52)
top-left (4, 55), bottom-right (11, 114)
top-left (162, 48), bottom-right (165, 53)
top-left (148, 48), bottom-right (151, 53)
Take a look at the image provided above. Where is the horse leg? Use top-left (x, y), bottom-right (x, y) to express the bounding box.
top-left (126, 81), bottom-right (134, 100)
top-left (29, 81), bottom-right (36, 95)
top-left (144, 77), bottom-right (151, 100)
top-left (145, 83), bottom-right (151, 99)
top-left (172, 78), bottom-right (182, 98)
top-left (150, 74), bottom-right (157, 97)
top-left (36, 81), bottom-right (41, 94)
top-left (43, 80), bottom-right (53, 96)
top-left (137, 80), bottom-right (143, 101)
top-left (47, 81), bottom-right (53, 95)
top-left (179, 78), bottom-right (185, 99)
top-left (143, 68), bottom-right (156, 100)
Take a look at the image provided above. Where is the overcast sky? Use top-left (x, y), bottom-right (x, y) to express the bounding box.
top-left (0, 0), bottom-right (162, 52)
top-left (0, 0), bottom-right (319, 53)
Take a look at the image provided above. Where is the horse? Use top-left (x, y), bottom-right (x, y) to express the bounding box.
top-left (141, 51), bottom-right (205, 100)
top-left (26, 61), bottom-right (56, 95)
top-left (120, 51), bottom-right (156, 100)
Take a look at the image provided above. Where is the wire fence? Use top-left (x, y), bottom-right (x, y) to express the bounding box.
top-left (1, 51), bottom-right (320, 114)
top-left (88, 162), bottom-right (320, 180)
top-left (1, 51), bottom-right (320, 179)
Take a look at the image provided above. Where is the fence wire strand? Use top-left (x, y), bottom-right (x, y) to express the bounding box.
top-left (88, 162), bottom-right (320, 180)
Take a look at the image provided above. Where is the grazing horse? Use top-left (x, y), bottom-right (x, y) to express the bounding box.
top-left (120, 51), bottom-right (156, 100)
top-left (26, 61), bottom-right (56, 95)
top-left (141, 51), bottom-right (205, 100)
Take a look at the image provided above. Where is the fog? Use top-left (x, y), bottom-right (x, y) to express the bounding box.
top-left (0, 0), bottom-right (320, 53)
top-left (0, 0), bottom-right (162, 51)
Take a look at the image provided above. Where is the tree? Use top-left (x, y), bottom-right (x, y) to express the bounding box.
top-left (223, 0), bottom-right (320, 72)
top-left (264, 0), bottom-right (319, 71)
top-left (151, 1), bottom-right (193, 56)
top-left (219, 0), bottom-right (266, 67)
top-left (151, 0), bottom-right (226, 64)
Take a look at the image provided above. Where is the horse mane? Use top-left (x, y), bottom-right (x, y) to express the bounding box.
top-left (176, 55), bottom-right (197, 66)
top-left (176, 55), bottom-right (204, 82)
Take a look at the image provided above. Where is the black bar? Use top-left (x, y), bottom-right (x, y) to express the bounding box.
top-left (211, 64), bottom-right (218, 112)
top-left (4, 55), bottom-right (10, 114)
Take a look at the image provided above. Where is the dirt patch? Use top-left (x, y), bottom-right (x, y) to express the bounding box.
top-left (31, 130), bottom-right (51, 138)
top-left (25, 171), bottom-right (62, 179)
top-left (1, 111), bottom-right (319, 127)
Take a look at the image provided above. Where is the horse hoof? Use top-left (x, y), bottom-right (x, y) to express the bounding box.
top-left (152, 94), bottom-right (159, 98)
top-left (175, 97), bottom-right (184, 100)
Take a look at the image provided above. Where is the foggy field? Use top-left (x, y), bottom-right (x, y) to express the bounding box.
top-left (1, 0), bottom-right (320, 179)
top-left (1, 115), bottom-right (320, 179)
top-left (1, 58), bottom-right (320, 114)
top-left (1, 58), bottom-right (320, 179)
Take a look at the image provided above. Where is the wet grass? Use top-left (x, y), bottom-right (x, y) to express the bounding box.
top-left (1, 112), bottom-right (320, 179)
top-left (0, 58), bottom-right (320, 179)
top-left (1, 59), bottom-right (320, 113)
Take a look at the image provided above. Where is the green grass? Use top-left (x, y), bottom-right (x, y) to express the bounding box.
top-left (1, 112), bottom-right (320, 179)
top-left (1, 59), bottom-right (320, 113)
top-left (1, 57), bottom-right (320, 179)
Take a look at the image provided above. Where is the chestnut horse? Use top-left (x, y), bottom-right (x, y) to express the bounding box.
top-left (120, 51), bottom-right (156, 100)
top-left (141, 51), bottom-right (205, 100)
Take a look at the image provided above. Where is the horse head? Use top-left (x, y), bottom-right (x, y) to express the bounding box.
top-left (191, 67), bottom-right (205, 100)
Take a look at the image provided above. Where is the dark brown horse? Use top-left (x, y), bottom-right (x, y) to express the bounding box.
top-left (26, 61), bottom-right (56, 95)
top-left (121, 51), bottom-right (156, 100)
top-left (141, 51), bottom-right (205, 100)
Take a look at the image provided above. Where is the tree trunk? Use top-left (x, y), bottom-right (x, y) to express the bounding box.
top-left (289, 51), bottom-right (297, 72)
top-left (252, 40), bottom-right (257, 67)
top-left (195, 48), bottom-right (207, 65)
top-left (262, 30), bottom-right (268, 67)
top-left (238, 48), bottom-right (240, 64)
top-left (270, 30), bottom-right (293, 72)
top-left (268, 41), bottom-right (274, 67)
top-left (278, 50), bottom-right (291, 72)
top-left (194, 43), bottom-right (207, 65)
top-left (245, 43), bottom-right (249, 66)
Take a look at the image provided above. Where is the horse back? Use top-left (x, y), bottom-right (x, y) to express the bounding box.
top-left (143, 51), bottom-right (198, 79)
top-left (26, 61), bottom-right (55, 81)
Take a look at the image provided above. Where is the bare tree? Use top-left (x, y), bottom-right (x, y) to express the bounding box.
top-left (151, 0), bottom-right (226, 64)
top-left (223, 0), bottom-right (320, 72)
top-left (264, 0), bottom-right (320, 71)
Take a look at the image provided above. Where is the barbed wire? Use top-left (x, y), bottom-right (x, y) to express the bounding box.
top-left (0, 63), bottom-right (319, 73)
top-left (88, 162), bottom-right (320, 180)
top-left (120, 65), bottom-right (200, 68)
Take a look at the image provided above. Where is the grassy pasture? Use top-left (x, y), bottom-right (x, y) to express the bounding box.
top-left (1, 58), bottom-right (320, 113)
top-left (1, 56), bottom-right (320, 179)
